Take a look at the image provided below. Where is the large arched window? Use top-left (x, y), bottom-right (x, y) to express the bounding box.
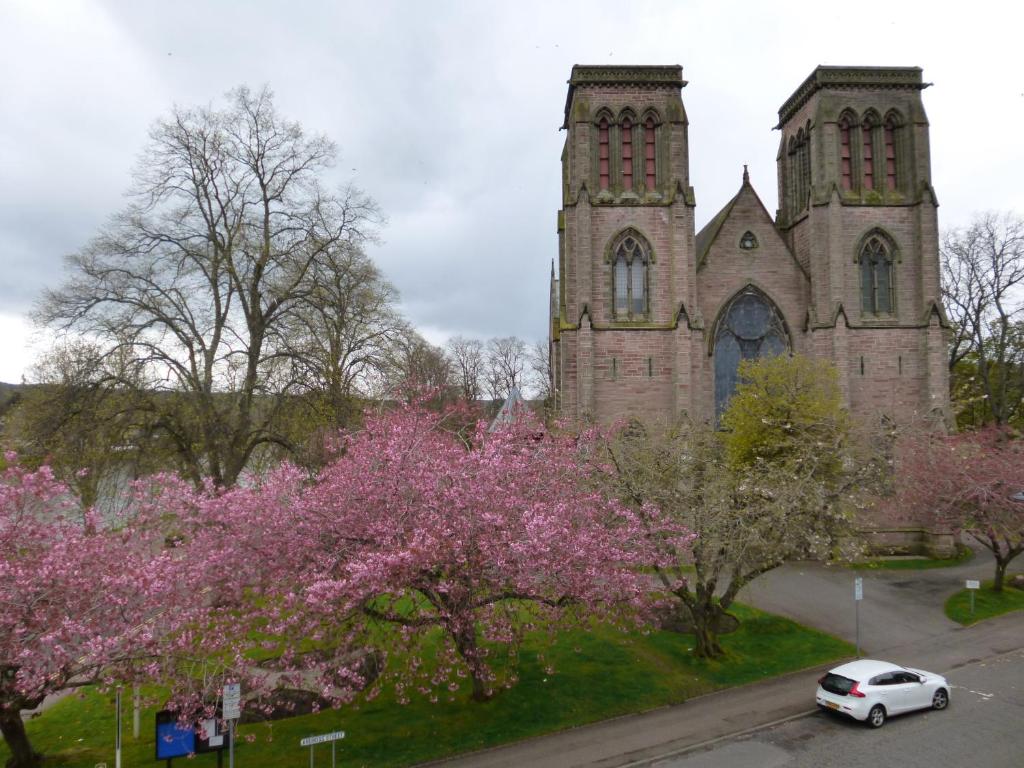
top-left (611, 232), bottom-right (649, 318)
top-left (860, 234), bottom-right (894, 314)
top-left (713, 287), bottom-right (789, 419)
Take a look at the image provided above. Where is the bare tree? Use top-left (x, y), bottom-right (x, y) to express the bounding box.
top-left (483, 336), bottom-right (527, 401)
top-left (382, 331), bottom-right (454, 399)
top-left (941, 211), bottom-right (1024, 425)
top-left (282, 243), bottom-right (405, 425)
top-left (445, 336), bottom-right (484, 402)
top-left (37, 86), bottom-right (384, 487)
top-left (527, 340), bottom-right (551, 403)
top-left (6, 342), bottom-right (166, 511)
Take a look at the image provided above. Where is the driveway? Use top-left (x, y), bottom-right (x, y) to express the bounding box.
top-left (737, 543), bottom-right (1000, 655)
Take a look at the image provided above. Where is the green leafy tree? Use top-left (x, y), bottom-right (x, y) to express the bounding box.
top-left (602, 355), bottom-right (876, 658)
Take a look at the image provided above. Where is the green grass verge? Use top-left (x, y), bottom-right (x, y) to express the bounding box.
top-left (3, 604), bottom-right (852, 767)
top-left (848, 545), bottom-right (974, 571)
top-left (945, 579), bottom-right (1024, 625)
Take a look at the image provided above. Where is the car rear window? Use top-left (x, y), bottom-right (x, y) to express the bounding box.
top-left (820, 673), bottom-right (856, 695)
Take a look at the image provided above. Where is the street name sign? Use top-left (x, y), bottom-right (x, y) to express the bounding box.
top-left (300, 731), bottom-right (346, 747)
top-left (854, 577), bottom-right (863, 601)
top-left (223, 683), bottom-right (241, 720)
top-left (966, 579), bottom-right (980, 589)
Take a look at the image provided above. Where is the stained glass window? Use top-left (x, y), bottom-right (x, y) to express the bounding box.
top-left (713, 288), bottom-right (789, 419)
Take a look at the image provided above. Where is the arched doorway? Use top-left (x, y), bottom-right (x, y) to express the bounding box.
top-left (713, 287), bottom-right (790, 419)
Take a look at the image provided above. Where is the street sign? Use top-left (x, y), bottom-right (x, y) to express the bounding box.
top-left (300, 731), bottom-right (346, 747)
top-left (854, 577), bottom-right (863, 601)
top-left (966, 579), bottom-right (980, 589)
top-left (223, 683), bottom-right (241, 720)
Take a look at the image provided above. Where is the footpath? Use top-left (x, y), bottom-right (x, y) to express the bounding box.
top-left (432, 551), bottom-right (1024, 768)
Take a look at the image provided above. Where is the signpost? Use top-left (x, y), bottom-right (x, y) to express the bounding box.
top-left (299, 730), bottom-right (345, 767)
top-left (966, 579), bottom-right (980, 616)
top-left (223, 684), bottom-right (241, 768)
top-left (854, 577), bottom-right (863, 658)
top-left (115, 688), bottom-right (122, 768)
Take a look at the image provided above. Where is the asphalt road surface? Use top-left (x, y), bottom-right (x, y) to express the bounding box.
top-left (650, 649), bottom-right (1024, 768)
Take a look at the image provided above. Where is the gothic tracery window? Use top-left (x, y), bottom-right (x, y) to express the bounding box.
top-left (612, 233), bottom-right (648, 318)
top-left (713, 287), bottom-right (789, 419)
top-left (860, 234), bottom-right (894, 314)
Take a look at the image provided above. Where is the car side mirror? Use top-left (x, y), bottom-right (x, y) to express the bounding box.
top-left (919, 678), bottom-right (926, 684)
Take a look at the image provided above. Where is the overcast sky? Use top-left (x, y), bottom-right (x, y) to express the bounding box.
top-left (1, 0), bottom-right (1022, 383)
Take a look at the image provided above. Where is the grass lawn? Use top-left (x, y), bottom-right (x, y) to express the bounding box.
top-left (945, 579), bottom-right (1024, 625)
top-left (848, 545), bottom-right (974, 571)
top-left (3, 604), bottom-right (852, 768)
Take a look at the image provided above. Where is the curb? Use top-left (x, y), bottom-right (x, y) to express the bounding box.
top-left (614, 708), bottom-right (818, 768)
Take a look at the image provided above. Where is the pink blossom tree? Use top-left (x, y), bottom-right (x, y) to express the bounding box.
top-left (0, 458), bottom-right (181, 768)
top-left (898, 427), bottom-right (1024, 591)
top-left (279, 404), bottom-right (654, 702)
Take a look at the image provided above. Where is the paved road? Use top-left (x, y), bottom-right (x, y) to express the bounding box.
top-left (432, 546), bottom-right (1024, 768)
top-left (650, 649), bottom-right (1024, 768)
top-left (736, 549), bottom-right (997, 654)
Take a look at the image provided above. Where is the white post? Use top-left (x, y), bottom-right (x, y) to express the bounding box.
top-left (115, 687), bottom-right (122, 768)
top-left (132, 684), bottom-right (140, 739)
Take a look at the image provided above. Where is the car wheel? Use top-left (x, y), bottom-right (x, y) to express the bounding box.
top-left (932, 688), bottom-right (949, 710)
top-left (868, 704), bottom-right (886, 728)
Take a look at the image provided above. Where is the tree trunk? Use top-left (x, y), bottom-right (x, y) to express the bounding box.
top-left (451, 625), bottom-right (491, 702)
top-left (993, 556), bottom-right (1008, 593)
top-left (0, 709), bottom-right (41, 768)
top-left (678, 590), bottom-right (724, 659)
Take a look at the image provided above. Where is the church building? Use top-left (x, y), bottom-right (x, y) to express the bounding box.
top-left (548, 65), bottom-right (951, 426)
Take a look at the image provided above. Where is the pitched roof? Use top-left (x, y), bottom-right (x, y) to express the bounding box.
top-left (695, 188), bottom-right (743, 265)
top-left (488, 386), bottom-right (528, 432)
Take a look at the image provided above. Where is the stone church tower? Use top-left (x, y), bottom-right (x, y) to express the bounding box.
top-left (549, 64), bottom-right (950, 427)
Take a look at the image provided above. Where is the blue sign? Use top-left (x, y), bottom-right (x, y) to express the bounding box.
top-left (155, 711), bottom-right (195, 760)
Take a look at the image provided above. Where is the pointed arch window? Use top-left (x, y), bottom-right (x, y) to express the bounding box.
top-left (713, 287), bottom-right (789, 419)
top-left (883, 116), bottom-right (898, 191)
top-left (860, 235), bottom-right (894, 314)
top-left (862, 116), bottom-right (876, 190)
top-left (621, 117), bottom-right (634, 191)
top-left (598, 117), bottom-right (610, 191)
top-left (644, 117), bottom-right (657, 190)
top-left (839, 115), bottom-right (853, 191)
top-left (612, 233), bottom-right (648, 318)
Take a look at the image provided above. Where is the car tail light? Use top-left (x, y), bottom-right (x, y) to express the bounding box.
top-left (848, 682), bottom-right (866, 698)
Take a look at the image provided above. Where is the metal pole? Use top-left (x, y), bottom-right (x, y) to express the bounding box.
top-left (332, 741), bottom-right (336, 768)
top-left (133, 684), bottom-right (140, 739)
top-left (309, 745), bottom-right (314, 768)
top-left (970, 590), bottom-right (976, 616)
top-left (855, 599), bottom-right (860, 658)
top-left (228, 719), bottom-right (235, 768)
top-left (115, 687), bottom-right (122, 768)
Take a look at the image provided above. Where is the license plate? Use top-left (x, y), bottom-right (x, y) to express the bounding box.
top-left (825, 701), bottom-right (839, 710)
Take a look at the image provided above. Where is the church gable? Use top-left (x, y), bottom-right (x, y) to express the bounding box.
top-left (697, 172), bottom-right (810, 354)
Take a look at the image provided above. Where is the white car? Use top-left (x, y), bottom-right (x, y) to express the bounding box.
top-left (816, 659), bottom-right (950, 728)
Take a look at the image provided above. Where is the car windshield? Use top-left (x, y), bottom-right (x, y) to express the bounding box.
top-left (820, 673), bottom-right (856, 695)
